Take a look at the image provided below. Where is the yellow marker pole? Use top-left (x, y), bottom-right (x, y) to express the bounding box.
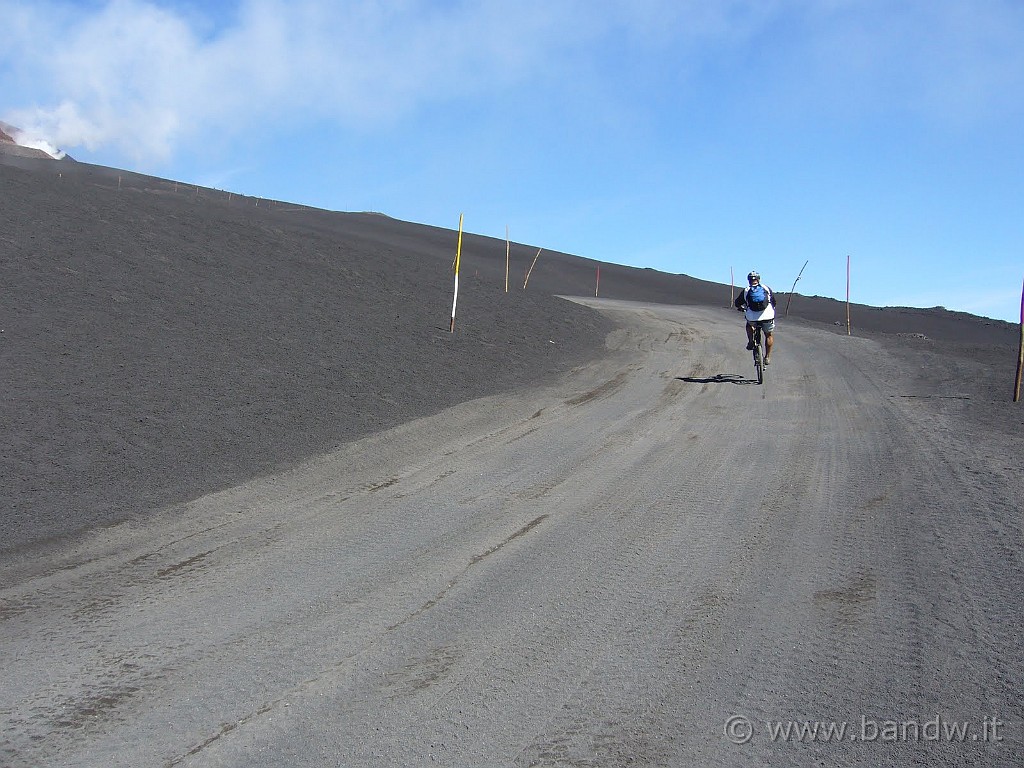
top-left (450, 213), bottom-right (464, 332)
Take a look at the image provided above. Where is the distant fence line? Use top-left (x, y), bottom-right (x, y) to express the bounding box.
top-left (53, 167), bottom-right (278, 210)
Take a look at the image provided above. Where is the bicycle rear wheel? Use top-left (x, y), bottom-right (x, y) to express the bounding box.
top-left (753, 327), bottom-right (764, 385)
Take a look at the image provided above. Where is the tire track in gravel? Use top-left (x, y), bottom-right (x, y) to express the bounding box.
top-left (2, 301), bottom-right (1019, 768)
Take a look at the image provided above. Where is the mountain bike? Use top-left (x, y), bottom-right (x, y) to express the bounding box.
top-left (737, 307), bottom-right (769, 385)
top-left (751, 323), bottom-right (765, 385)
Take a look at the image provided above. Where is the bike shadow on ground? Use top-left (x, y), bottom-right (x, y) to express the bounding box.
top-left (677, 374), bottom-right (757, 386)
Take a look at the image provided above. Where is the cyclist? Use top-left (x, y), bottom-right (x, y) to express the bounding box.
top-left (734, 270), bottom-right (777, 365)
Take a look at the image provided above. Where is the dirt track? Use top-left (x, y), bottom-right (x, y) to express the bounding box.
top-left (1, 300), bottom-right (1020, 767)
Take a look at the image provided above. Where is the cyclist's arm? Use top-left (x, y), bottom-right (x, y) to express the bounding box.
top-left (734, 290), bottom-right (747, 310)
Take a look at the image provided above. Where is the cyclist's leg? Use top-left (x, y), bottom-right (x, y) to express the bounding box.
top-left (745, 321), bottom-right (755, 350)
top-left (762, 319), bottom-right (775, 362)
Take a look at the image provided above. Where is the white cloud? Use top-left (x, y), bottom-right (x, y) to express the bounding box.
top-left (5, 0), bottom-right (614, 162)
top-left (1, 0), bottom-right (1022, 165)
top-left (1, 120), bottom-right (66, 158)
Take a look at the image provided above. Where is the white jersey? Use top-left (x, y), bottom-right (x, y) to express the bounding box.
top-left (743, 286), bottom-right (776, 322)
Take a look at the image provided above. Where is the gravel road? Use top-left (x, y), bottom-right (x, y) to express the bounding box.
top-left (2, 300), bottom-right (1020, 767)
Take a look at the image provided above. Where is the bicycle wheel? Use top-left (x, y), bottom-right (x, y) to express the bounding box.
top-left (751, 326), bottom-right (764, 384)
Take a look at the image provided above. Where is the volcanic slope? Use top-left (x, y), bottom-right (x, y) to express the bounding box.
top-left (1, 157), bottom-right (1017, 554)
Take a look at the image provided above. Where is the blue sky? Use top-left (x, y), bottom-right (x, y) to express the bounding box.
top-left (2, 0), bottom-right (1022, 322)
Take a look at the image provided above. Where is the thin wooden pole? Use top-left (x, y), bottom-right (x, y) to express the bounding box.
top-left (846, 254), bottom-right (851, 335)
top-left (1014, 276), bottom-right (1024, 402)
top-left (505, 226), bottom-right (510, 293)
top-left (595, 266), bottom-right (600, 297)
top-left (730, 267), bottom-right (735, 307)
top-left (785, 260), bottom-right (808, 317)
top-left (523, 248), bottom-right (542, 289)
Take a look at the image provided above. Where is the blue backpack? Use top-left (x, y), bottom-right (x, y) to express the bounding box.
top-left (747, 284), bottom-right (769, 311)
